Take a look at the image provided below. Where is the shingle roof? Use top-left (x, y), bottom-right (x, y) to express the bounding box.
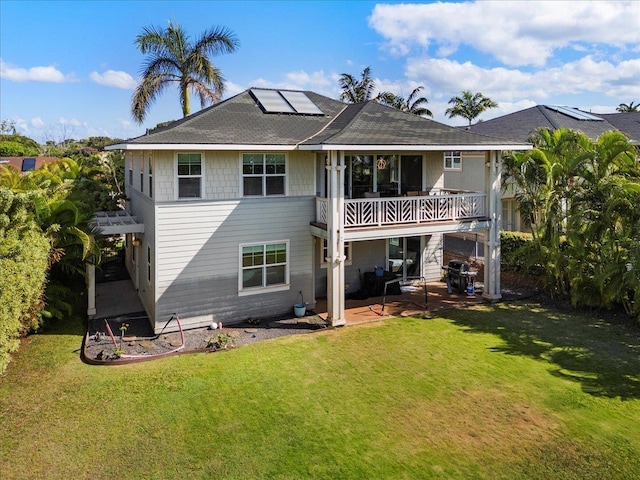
top-left (123, 90), bottom-right (346, 146)
top-left (302, 100), bottom-right (519, 147)
top-left (468, 105), bottom-right (637, 143)
top-left (114, 89), bottom-right (528, 149)
top-left (598, 112), bottom-right (640, 144)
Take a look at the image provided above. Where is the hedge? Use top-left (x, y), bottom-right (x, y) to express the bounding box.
top-left (501, 230), bottom-right (533, 270)
top-left (0, 189), bottom-right (50, 374)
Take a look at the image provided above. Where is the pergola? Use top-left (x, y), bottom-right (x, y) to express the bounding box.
top-left (87, 211), bottom-right (144, 317)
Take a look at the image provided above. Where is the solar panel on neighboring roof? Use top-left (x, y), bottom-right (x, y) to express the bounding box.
top-left (280, 90), bottom-right (324, 115)
top-left (546, 105), bottom-right (603, 121)
top-left (250, 88), bottom-right (324, 115)
top-left (251, 89), bottom-right (295, 114)
top-left (21, 158), bottom-right (36, 171)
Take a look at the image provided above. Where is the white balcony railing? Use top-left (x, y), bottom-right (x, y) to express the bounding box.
top-left (315, 193), bottom-right (486, 228)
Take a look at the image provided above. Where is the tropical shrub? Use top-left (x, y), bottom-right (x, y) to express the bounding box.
top-left (0, 188), bottom-right (50, 373)
top-left (501, 231), bottom-right (532, 270)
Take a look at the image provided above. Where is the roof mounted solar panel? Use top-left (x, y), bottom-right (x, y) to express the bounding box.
top-left (546, 105), bottom-right (603, 121)
top-left (251, 89), bottom-right (295, 114)
top-left (280, 90), bottom-right (324, 115)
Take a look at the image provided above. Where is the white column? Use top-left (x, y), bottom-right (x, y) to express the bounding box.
top-left (325, 150), bottom-right (346, 326)
top-left (86, 262), bottom-right (96, 317)
top-left (483, 150), bottom-right (502, 301)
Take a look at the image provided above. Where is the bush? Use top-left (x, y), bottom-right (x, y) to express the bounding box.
top-left (0, 189), bottom-right (50, 374)
top-left (501, 231), bottom-right (533, 270)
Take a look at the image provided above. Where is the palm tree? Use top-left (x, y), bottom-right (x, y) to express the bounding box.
top-left (376, 86), bottom-right (433, 117)
top-left (445, 90), bottom-right (498, 126)
top-left (131, 21), bottom-right (239, 123)
top-left (338, 67), bottom-right (376, 103)
top-left (616, 101), bottom-right (639, 113)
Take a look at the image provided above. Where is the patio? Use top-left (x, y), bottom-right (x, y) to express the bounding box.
top-left (94, 278), bottom-right (486, 328)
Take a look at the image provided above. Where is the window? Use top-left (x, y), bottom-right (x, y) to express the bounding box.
top-left (242, 153), bottom-right (286, 196)
top-left (321, 240), bottom-right (352, 268)
top-left (444, 151), bottom-right (462, 170)
top-left (148, 157), bottom-right (153, 198)
top-left (240, 241), bottom-right (289, 293)
top-left (147, 246), bottom-right (151, 283)
top-left (128, 160), bottom-right (133, 186)
top-left (177, 153), bottom-right (202, 198)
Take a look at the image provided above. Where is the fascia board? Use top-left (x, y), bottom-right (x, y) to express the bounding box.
top-left (297, 144), bottom-right (532, 151)
top-left (105, 144), bottom-right (297, 151)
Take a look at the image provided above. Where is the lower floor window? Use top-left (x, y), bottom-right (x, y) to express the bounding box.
top-left (241, 241), bottom-right (289, 291)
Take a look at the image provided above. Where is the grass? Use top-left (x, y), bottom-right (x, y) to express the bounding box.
top-left (1, 301), bottom-right (640, 479)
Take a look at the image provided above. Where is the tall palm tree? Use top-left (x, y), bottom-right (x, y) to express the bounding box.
top-left (445, 90), bottom-right (498, 126)
top-left (376, 86), bottom-right (433, 117)
top-left (338, 67), bottom-right (376, 103)
top-left (131, 21), bottom-right (239, 123)
top-left (616, 101), bottom-right (639, 113)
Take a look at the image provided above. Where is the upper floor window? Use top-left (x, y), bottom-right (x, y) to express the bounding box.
top-left (177, 153), bottom-right (202, 199)
top-left (242, 153), bottom-right (286, 196)
top-left (444, 151), bottom-right (462, 170)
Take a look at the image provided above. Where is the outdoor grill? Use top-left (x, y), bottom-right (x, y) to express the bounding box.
top-left (443, 260), bottom-right (473, 293)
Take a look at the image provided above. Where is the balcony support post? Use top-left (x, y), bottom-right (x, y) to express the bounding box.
top-left (483, 150), bottom-right (502, 301)
top-left (325, 150), bottom-right (346, 326)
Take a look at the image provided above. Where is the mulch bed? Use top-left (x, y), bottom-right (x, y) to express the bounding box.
top-left (82, 312), bottom-right (329, 365)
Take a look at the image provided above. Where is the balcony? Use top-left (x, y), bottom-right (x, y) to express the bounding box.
top-left (315, 191), bottom-right (486, 229)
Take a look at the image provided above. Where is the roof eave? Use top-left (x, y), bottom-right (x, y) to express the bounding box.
top-left (298, 143), bottom-right (533, 151)
top-left (105, 143), bottom-right (298, 151)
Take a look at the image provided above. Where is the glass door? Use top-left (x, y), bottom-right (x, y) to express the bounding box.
top-left (388, 236), bottom-right (422, 279)
top-left (401, 155), bottom-right (422, 194)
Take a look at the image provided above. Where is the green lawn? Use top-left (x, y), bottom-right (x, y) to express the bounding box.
top-left (1, 302), bottom-right (640, 479)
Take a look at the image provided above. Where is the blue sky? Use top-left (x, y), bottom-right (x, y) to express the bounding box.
top-left (1, 0), bottom-right (639, 142)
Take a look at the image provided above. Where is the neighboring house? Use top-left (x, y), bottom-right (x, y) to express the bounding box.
top-left (466, 106), bottom-right (640, 232)
top-left (95, 88), bottom-right (530, 333)
top-left (0, 156), bottom-right (60, 173)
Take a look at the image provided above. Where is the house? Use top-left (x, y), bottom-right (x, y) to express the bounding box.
top-left (0, 156), bottom-right (60, 173)
top-left (95, 88), bottom-right (530, 332)
top-left (467, 106), bottom-right (640, 231)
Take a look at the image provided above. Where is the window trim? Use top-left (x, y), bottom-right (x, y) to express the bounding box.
top-left (240, 152), bottom-right (288, 197)
top-left (175, 152), bottom-right (204, 200)
top-left (320, 239), bottom-right (352, 268)
top-left (238, 240), bottom-right (290, 296)
top-left (444, 151), bottom-right (462, 171)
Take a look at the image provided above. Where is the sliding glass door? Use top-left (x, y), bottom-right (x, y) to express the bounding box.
top-left (344, 155), bottom-right (423, 198)
top-left (388, 236), bottom-right (422, 279)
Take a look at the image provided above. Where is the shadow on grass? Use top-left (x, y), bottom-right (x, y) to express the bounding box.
top-left (438, 301), bottom-right (640, 400)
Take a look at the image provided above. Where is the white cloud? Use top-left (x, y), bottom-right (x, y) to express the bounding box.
top-left (90, 70), bottom-right (136, 89)
top-left (58, 117), bottom-right (85, 127)
top-left (404, 55), bottom-right (640, 105)
top-left (31, 117), bottom-right (45, 127)
top-left (0, 58), bottom-right (69, 82)
top-left (369, 1), bottom-right (640, 67)
top-left (285, 70), bottom-right (332, 89)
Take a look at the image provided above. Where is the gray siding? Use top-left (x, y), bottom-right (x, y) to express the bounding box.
top-left (444, 151), bottom-right (486, 191)
top-left (154, 196), bottom-right (315, 332)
